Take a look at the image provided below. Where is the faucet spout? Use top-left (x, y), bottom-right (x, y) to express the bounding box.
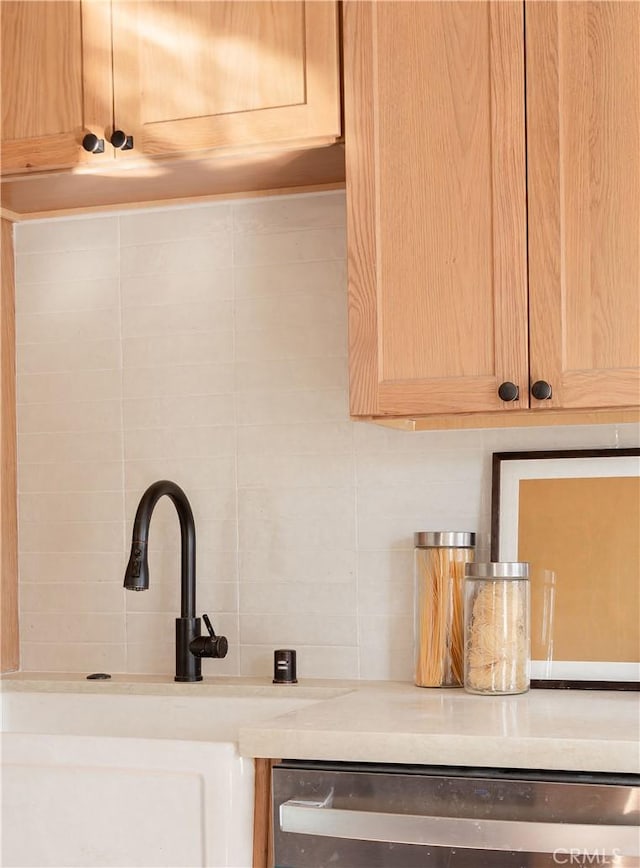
top-left (123, 480), bottom-right (227, 682)
top-left (124, 480), bottom-right (196, 618)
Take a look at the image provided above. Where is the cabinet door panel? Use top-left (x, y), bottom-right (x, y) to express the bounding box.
top-left (0, 1), bottom-right (112, 174)
top-left (344, 1), bottom-right (528, 416)
top-left (527, 1), bottom-right (640, 410)
top-left (112, 1), bottom-right (341, 158)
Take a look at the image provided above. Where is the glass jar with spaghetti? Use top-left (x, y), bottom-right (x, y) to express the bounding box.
top-left (414, 531), bottom-right (476, 687)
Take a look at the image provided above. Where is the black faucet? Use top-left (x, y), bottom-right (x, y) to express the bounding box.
top-left (123, 480), bottom-right (228, 682)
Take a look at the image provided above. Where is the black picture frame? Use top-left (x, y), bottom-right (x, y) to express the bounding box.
top-left (491, 447), bottom-right (640, 691)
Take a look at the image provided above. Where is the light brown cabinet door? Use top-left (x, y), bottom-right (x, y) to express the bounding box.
top-left (344, 1), bottom-right (528, 417)
top-left (111, 1), bottom-right (341, 160)
top-left (527, 1), bottom-right (640, 411)
top-left (0, 1), bottom-right (112, 174)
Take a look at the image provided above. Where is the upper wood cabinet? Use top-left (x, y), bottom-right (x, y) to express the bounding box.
top-left (1, 1), bottom-right (341, 175)
top-left (111, 1), bottom-right (341, 159)
top-left (344, 1), bottom-right (528, 417)
top-left (344, 0), bottom-right (640, 422)
top-left (1, 1), bottom-right (112, 173)
top-left (526, 2), bottom-right (640, 412)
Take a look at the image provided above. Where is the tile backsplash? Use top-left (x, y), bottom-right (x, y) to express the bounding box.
top-left (14, 191), bottom-right (639, 679)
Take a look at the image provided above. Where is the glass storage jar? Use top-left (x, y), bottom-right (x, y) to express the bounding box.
top-left (414, 531), bottom-right (476, 687)
top-left (464, 562), bottom-right (530, 695)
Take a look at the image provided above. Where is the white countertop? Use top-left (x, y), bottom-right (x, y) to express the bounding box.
top-left (237, 681), bottom-right (640, 774)
top-left (3, 674), bottom-right (638, 774)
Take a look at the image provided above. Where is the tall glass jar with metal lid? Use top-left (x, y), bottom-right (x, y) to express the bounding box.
top-left (464, 562), bottom-right (530, 695)
top-left (414, 531), bottom-right (476, 687)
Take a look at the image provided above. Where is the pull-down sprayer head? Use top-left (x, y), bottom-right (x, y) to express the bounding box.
top-left (124, 540), bottom-right (149, 592)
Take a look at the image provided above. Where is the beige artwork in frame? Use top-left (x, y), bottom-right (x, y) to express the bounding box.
top-left (491, 449), bottom-right (640, 689)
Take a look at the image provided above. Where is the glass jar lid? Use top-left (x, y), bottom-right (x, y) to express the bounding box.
top-left (465, 562), bottom-right (529, 579)
top-left (414, 531), bottom-right (476, 548)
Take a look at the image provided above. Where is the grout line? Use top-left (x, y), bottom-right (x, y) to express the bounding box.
top-left (115, 214), bottom-right (129, 673)
top-left (351, 416), bottom-right (362, 680)
top-left (231, 211), bottom-right (243, 680)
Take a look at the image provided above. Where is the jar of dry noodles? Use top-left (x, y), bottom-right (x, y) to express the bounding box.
top-left (463, 562), bottom-right (530, 695)
top-left (414, 531), bottom-right (476, 687)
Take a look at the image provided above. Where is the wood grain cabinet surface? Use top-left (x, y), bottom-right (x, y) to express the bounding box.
top-left (1, 0), bottom-right (112, 174)
top-left (344, 0), bottom-right (640, 424)
top-left (111, 1), bottom-right (341, 159)
top-left (1, 0), bottom-right (341, 174)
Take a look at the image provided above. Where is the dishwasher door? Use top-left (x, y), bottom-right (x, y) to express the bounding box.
top-left (272, 762), bottom-right (640, 868)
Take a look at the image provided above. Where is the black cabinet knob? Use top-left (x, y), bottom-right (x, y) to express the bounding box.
top-left (531, 380), bottom-right (553, 400)
top-left (498, 381), bottom-right (519, 402)
top-left (110, 130), bottom-right (134, 151)
top-left (82, 133), bottom-right (104, 154)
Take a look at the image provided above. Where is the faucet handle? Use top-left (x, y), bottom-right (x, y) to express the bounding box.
top-left (189, 614), bottom-right (228, 660)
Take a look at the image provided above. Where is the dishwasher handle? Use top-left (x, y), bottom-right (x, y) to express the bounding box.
top-left (279, 800), bottom-right (639, 856)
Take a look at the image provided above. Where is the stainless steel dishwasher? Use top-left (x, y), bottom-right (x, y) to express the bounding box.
top-left (273, 761), bottom-right (640, 867)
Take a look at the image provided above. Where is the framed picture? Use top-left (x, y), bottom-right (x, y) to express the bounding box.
top-left (491, 448), bottom-right (640, 690)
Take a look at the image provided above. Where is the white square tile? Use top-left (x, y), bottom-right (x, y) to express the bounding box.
top-left (120, 203), bottom-right (232, 245)
top-left (15, 217), bottom-right (119, 254)
top-left (19, 552), bottom-right (126, 584)
top-left (357, 580), bottom-right (412, 617)
top-left (17, 307), bottom-right (120, 345)
top-left (482, 424), bottom-right (619, 453)
top-left (16, 279), bottom-right (120, 315)
top-left (239, 582), bottom-right (356, 615)
top-left (123, 426), bottom-right (235, 461)
top-left (123, 394), bottom-right (234, 430)
top-left (236, 389), bottom-right (348, 425)
top-left (17, 249), bottom-right (118, 285)
top-left (20, 582), bottom-right (125, 614)
top-left (238, 486), bottom-right (354, 525)
top-left (239, 547), bottom-right (356, 585)
top-left (358, 614), bottom-right (413, 650)
top-left (123, 363), bottom-right (234, 399)
top-left (121, 270), bottom-right (233, 307)
top-left (232, 191), bottom-right (345, 235)
top-left (235, 323), bottom-right (347, 362)
top-left (19, 491), bottom-right (123, 524)
top-left (123, 332), bottom-right (233, 368)
top-left (235, 357), bottom-right (348, 393)
top-left (18, 370), bottom-right (122, 405)
top-left (240, 612), bottom-right (356, 646)
top-left (19, 520), bottom-right (124, 554)
top-left (18, 431), bottom-right (123, 465)
top-left (18, 400), bottom-right (121, 434)
top-left (18, 461), bottom-right (123, 493)
top-left (235, 290), bottom-right (346, 333)
top-left (17, 339), bottom-right (121, 374)
top-left (233, 227), bottom-right (346, 268)
top-left (234, 259), bottom-right (346, 299)
top-left (237, 422), bottom-right (353, 456)
top-left (237, 453), bottom-right (354, 488)
top-left (120, 236), bottom-right (232, 276)
top-left (20, 642), bottom-right (126, 673)
top-left (21, 612), bottom-right (125, 644)
top-left (359, 646), bottom-right (414, 681)
top-left (122, 300), bottom-right (233, 338)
